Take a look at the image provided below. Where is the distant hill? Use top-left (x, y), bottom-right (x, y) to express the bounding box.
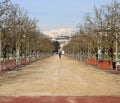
top-left (43, 28), bottom-right (75, 38)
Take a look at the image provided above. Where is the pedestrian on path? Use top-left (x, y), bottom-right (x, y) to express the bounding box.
top-left (58, 50), bottom-right (62, 59)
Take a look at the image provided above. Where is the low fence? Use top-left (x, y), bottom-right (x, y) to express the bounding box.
top-left (0, 53), bottom-right (52, 73)
top-left (65, 53), bottom-right (112, 69)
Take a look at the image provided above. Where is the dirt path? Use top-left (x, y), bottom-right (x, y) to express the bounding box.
top-left (0, 55), bottom-right (120, 96)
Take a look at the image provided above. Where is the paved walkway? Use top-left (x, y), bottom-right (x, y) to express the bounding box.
top-left (0, 55), bottom-right (120, 102)
top-left (0, 55), bottom-right (120, 96)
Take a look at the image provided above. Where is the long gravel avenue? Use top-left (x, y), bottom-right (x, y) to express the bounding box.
top-left (0, 55), bottom-right (120, 96)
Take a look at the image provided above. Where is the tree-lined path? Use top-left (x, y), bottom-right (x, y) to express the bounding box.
top-left (0, 55), bottom-right (120, 102)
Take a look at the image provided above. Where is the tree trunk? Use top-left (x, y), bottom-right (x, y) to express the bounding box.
top-left (16, 46), bottom-right (20, 66)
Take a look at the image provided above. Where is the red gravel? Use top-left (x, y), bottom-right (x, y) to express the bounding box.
top-left (0, 96), bottom-right (120, 103)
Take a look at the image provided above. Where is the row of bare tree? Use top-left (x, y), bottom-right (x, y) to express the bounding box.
top-left (63, 0), bottom-right (120, 69)
top-left (0, 0), bottom-right (54, 70)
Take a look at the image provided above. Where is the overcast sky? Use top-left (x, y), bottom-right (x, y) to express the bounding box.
top-left (11, 0), bottom-right (119, 31)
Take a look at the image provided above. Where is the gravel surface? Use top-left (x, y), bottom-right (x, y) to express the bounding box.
top-left (0, 55), bottom-right (120, 96)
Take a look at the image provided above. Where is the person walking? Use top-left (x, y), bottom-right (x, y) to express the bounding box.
top-left (58, 50), bottom-right (62, 59)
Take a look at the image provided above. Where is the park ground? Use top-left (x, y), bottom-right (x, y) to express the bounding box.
top-left (0, 55), bottom-right (120, 103)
